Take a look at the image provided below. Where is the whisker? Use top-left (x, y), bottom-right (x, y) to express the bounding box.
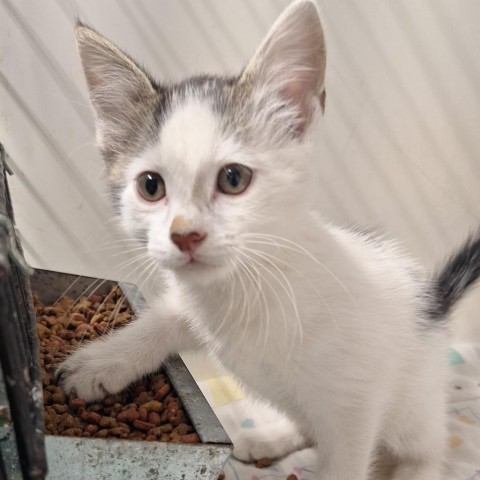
top-left (213, 259), bottom-right (237, 339)
top-left (105, 292), bottom-right (128, 333)
top-left (126, 255), bottom-right (157, 284)
top-left (86, 238), bottom-right (147, 258)
top-left (64, 140), bottom-right (95, 162)
top-left (235, 254), bottom-right (262, 309)
top-left (101, 237), bottom-right (145, 245)
top-left (75, 282), bottom-right (121, 345)
top-left (52, 275), bottom-right (84, 306)
top-left (134, 256), bottom-right (161, 295)
top-left (243, 247), bottom-right (298, 311)
top-left (243, 246), bottom-right (339, 335)
top-left (114, 251), bottom-right (152, 274)
top-left (235, 255), bottom-right (265, 348)
top-left (54, 278), bottom-right (110, 330)
top-left (242, 233), bottom-right (358, 311)
top-left (234, 258), bottom-right (251, 343)
top-left (110, 245), bottom-right (148, 258)
top-left (241, 246), bottom-right (302, 348)
top-left (234, 248), bottom-right (289, 350)
top-left (235, 254), bottom-right (271, 352)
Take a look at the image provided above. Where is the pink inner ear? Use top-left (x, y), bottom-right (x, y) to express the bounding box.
top-left (282, 77), bottom-right (317, 134)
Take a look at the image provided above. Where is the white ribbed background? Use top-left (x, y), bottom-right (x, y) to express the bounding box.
top-left (1, 1), bottom-right (480, 370)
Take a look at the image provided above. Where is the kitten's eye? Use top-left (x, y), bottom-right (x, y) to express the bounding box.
top-left (136, 172), bottom-right (166, 202)
top-left (217, 164), bottom-right (252, 195)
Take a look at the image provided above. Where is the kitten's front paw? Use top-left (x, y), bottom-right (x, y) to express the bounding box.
top-left (233, 425), bottom-right (307, 462)
top-left (57, 340), bottom-right (131, 402)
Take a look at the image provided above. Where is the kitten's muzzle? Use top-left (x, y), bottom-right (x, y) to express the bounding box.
top-left (170, 231), bottom-right (206, 253)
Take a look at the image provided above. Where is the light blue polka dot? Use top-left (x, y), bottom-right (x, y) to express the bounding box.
top-left (447, 348), bottom-right (465, 366)
top-left (241, 418), bottom-right (255, 428)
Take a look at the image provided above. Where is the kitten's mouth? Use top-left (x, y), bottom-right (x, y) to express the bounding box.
top-left (176, 252), bottom-right (221, 271)
top-left (171, 251), bottom-right (230, 282)
top-left (176, 258), bottom-right (210, 274)
top-left (179, 253), bottom-right (205, 268)
top-left (167, 247), bottom-right (228, 274)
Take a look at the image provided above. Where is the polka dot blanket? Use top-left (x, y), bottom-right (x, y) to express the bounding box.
top-left (197, 343), bottom-right (480, 480)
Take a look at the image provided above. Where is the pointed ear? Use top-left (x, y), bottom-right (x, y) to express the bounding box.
top-left (241, 0), bottom-right (326, 133)
top-left (75, 25), bottom-right (161, 156)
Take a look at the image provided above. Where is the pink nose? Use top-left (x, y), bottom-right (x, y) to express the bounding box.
top-left (171, 231), bottom-right (206, 252)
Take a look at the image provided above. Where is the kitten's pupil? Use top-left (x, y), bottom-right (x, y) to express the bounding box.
top-left (145, 174), bottom-right (158, 195)
top-left (226, 167), bottom-right (241, 188)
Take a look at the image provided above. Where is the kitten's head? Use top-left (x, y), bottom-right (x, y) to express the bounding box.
top-left (76, 0), bottom-right (326, 284)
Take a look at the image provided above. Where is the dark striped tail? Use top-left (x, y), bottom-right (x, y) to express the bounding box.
top-left (429, 230), bottom-right (480, 319)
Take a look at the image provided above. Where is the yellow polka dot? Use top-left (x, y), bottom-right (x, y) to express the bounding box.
top-left (457, 415), bottom-right (476, 425)
top-left (207, 375), bottom-right (244, 406)
top-left (449, 436), bottom-right (463, 448)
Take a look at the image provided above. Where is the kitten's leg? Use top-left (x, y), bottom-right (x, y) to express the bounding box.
top-left (315, 439), bottom-right (375, 479)
top-left (386, 403), bottom-right (446, 480)
top-left (384, 355), bottom-right (447, 480)
top-left (312, 404), bottom-right (380, 480)
top-left (391, 462), bottom-right (443, 480)
top-left (57, 296), bottom-right (196, 401)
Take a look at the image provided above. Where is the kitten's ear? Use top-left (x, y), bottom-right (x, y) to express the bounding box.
top-left (241, 0), bottom-right (326, 132)
top-left (75, 25), bottom-right (160, 156)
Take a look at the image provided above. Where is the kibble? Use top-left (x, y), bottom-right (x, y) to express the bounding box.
top-left (133, 420), bottom-right (156, 432)
top-left (116, 408), bottom-right (139, 424)
top-left (68, 398), bottom-right (86, 410)
top-left (255, 457), bottom-right (273, 469)
top-left (35, 287), bottom-right (199, 443)
top-left (177, 433), bottom-right (200, 443)
top-left (143, 400), bottom-right (163, 413)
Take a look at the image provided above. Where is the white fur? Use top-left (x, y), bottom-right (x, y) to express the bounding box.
top-left (60, 94), bottom-right (449, 478)
top-left (62, 1), bottom-right (451, 479)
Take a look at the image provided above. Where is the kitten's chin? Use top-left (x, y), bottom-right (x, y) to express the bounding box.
top-left (173, 259), bottom-right (230, 285)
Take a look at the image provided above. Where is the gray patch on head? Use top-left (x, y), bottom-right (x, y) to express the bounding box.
top-left (159, 72), bottom-right (303, 150)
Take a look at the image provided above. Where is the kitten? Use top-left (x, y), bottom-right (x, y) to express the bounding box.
top-left (58, 1), bottom-right (480, 479)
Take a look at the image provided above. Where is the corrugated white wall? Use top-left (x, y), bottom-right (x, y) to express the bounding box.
top-left (1, 0), bottom-right (480, 361)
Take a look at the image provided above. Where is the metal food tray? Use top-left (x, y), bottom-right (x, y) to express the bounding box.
top-left (31, 269), bottom-right (232, 480)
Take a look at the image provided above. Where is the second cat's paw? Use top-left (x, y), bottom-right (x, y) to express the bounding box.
top-left (56, 339), bottom-right (131, 402)
top-left (233, 424), bottom-right (307, 462)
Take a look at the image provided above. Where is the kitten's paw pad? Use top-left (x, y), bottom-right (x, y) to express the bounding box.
top-left (233, 427), bottom-right (306, 462)
top-left (56, 341), bottom-right (130, 402)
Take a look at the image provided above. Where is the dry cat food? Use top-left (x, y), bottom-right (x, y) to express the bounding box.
top-left (255, 457), bottom-right (273, 468)
top-left (254, 459), bottom-right (299, 480)
top-left (35, 286), bottom-right (199, 443)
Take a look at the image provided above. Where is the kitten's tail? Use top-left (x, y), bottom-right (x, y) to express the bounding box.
top-left (429, 230), bottom-right (480, 319)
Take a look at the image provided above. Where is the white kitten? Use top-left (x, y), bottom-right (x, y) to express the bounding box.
top-left (58, 2), bottom-right (480, 479)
